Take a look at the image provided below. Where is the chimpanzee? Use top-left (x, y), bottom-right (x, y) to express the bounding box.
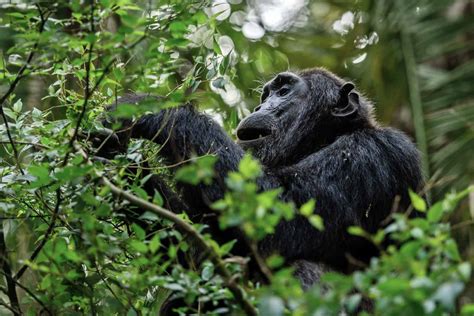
top-left (95, 67), bottom-right (423, 301)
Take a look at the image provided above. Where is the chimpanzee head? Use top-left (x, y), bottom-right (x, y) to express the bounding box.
top-left (236, 68), bottom-right (375, 167)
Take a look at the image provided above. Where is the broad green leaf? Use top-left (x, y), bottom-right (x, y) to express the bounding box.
top-left (13, 99), bottom-right (22, 113)
top-left (408, 189), bottom-right (427, 212)
top-left (427, 201), bottom-right (444, 222)
top-left (129, 240), bottom-right (148, 253)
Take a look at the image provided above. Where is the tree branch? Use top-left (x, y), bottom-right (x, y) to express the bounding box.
top-left (64, 0), bottom-right (96, 164)
top-left (0, 224), bottom-right (21, 315)
top-left (76, 144), bottom-right (258, 316)
top-left (0, 271), bottom-right (52, 315)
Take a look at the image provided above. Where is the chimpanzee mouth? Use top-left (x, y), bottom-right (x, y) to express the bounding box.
top-left (236, 127), bottom-right (272, 143)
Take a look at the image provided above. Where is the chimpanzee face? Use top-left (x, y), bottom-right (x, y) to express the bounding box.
top-left (236, 68), bottom-right (365, 167)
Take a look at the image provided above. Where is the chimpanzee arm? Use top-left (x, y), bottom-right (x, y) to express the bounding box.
top-left (130, 105), bottom-right (281, 204)
top-left (258, 129), bottom-right (423, 270)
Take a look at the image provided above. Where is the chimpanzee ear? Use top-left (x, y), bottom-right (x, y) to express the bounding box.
top-left (340, 82), bottom-right (355, 96)
top-left (331, 82), bottom-right (359, 117)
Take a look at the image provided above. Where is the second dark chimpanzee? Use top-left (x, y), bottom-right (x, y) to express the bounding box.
top-left (97, 67), bottom-right (423, 290)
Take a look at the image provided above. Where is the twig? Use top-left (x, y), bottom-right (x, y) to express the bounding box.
top-left (0, 271), bottom-right (52, 315)
top-left (76, 144), bottom-right (258, 316)
top-left (0, 140), bottom-right (50, 149)
top-left (451, 220), bottom-right (474, 230)
top-left (64, 0), bottom-right (96, 164)
top-left (0, 216), bottom-right (43, 220)
top-left (14, 189), bottom-right (61, 281)
top-left (65, 33), bottom-right (147, 163)
top-left (0, 299), bottom-right (18, 315)
top-left (247, 240), bottom-right (272, 283)
top-left (0, 223), bottom-right (21, 315)
top-left (103, 175), bottom-right (257, 315)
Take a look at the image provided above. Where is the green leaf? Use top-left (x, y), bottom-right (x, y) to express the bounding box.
top-left (427, 201), bottom-right (444, 222)
top-left (408, 189), bottom-right (426, 212)
top-left (308, 215), bottom-right (324, 231)
top-left (149, 235), bottom-right (161, 253)
top-left (201, 264), bottom-right (214, 281)
top-left (433, 282), bottom-right (464, 310)
top-left (129, 240), bottom-right (148, 253)
top-left (131, 185), bottom-right (149, 200)
top-left (112, 103), bottom-right (139, 118)
top-left (266, 255), bottom-right (284, 269)
top-left (127, 308), bottom-right (138, 316)
top-left (348, 226), bottom-right (368, 238)
top-left (56, 165), bottom-right (92, 182)
top-left (13, 99), bottom-right (22, 113)
top-left (132, 223), bottom-right (146, 240)
top-left (139, 211), bottom-right (159, 222)
top-left (149, 190), bottom-right (163, 206)
top-left (175, 165), bottom-right (200, 185)
top-left (461, 304), bottom-right (474, 315)
top-left (300, 199), bottom-right (315, 217)
top-left (219, 240), bottom-right (236, 256)
top-left (458, 262), bottom-right (471, 281)
top-left (445, 239), bottom-right (461, 261)
top-left (175, 155), bottom-right (216, 185)
top-left (28, 165), bottom-right (51, 187)
top-left (377, 279), bottom-right (410, 295)
top-left (258, 296), bottom-right (284, 316)
top-left (96, 204), bottom-right (111, 217)
top-left (212, 77), bottom-right (226, 89)
top-left (345, 294), bottom-right (362, 313)
top-left (239, 154), bottom-right (261, 179)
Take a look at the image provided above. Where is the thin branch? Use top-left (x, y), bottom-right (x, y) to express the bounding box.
top-left (14, 189), bottom-right (61, 281)
top-left (0, 299), bottom-right (18, 315)
top-left (0, 140), bottom-right (50, 149)
top-left (451, 220), bottom-right (474, 230)
top-left (0, 216), bottom-right (43, 220)
top-left (103, 174), bottom-right (257, 315)
top-left (76, 144), bottom-right (257, 316)
top-left (64, 1), bottom-right (95, 164)
top-left (247, 240), bottom-right (272, 283)
top-left (0, 271), bottom-right (52, 315)
top-left (89, 32), bottom-right (147, 96)
top-left (0, 223), bottom-right (21, 315)
top-left (65, 29), bottom-right (147, 164)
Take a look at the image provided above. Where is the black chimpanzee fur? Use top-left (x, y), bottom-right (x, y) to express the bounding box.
top-left (96, 68), bottom-right (423, 302)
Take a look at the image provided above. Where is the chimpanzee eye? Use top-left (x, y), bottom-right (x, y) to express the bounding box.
top-left (278, 87), bottom-right (290, 97)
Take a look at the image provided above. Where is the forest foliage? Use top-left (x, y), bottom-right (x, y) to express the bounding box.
top-left (0, 0), bottom-right (473, 315)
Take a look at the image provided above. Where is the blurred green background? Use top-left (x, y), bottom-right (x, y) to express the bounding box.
top-left (1, 0), bottom-right (473, 303)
